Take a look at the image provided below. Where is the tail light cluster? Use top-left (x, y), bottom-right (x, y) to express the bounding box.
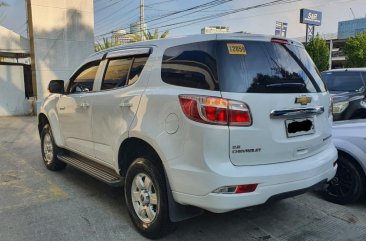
top-left (178, 95), bottom-right (252, 126)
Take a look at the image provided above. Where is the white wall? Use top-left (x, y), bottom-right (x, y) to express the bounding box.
top-left (29, 0), bottom-right (95, 101)
top-left (0, 65), bottom-right (32, 116)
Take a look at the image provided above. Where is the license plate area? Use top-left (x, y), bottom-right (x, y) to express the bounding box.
top-left (285, 118), bottom-right (315, 138)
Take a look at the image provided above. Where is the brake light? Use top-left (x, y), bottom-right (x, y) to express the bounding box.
top-left (271, 38), bottom-right (288, 44)
top-left (179, 95), bottom-right (252, 126)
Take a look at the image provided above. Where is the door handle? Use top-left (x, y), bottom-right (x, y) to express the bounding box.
top-left (119, 102), bottom-right (133, 108)
top-left (80, 103), bottom-right (90, 108)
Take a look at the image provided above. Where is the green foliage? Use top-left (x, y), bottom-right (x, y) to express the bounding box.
top-left (305, 34), bottom-right (330, 71)
top-left (343, 32), bottom-right (366, 67)
top-left (131, 29), bottom-right (169, 42)
top-left (95, 37), bottom-right (119, 52)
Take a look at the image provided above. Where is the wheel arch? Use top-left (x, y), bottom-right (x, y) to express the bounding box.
top-left (118, 137), bottom-right (166, 177)
top-left (117, 136), bottom-right (203, 222)
top-left (337, 149), bottom-right (366, 178)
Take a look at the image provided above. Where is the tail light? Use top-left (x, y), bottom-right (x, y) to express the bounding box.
top-left (329, 95), bottom-right (333, 117)
top-left (213, 184), bottom-right (258, 194)
top-left (179, 95), bottom-right (252, 126)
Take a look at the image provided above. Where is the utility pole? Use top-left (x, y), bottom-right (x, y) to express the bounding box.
top-left (140, 0), bottom-right (145, 41)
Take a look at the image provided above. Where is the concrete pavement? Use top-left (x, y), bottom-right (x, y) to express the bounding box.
top-left (1, 116), bottom-right (366, 241)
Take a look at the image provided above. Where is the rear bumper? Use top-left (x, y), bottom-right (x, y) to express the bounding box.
top-left (169, 145), bottom-right (337, 213)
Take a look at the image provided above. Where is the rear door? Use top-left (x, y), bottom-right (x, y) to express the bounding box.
top-left (217, 39), bottom-right (331, 166)
top-left (91, 49), bottom-right (150, 166)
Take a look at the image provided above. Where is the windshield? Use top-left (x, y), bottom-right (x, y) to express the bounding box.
top-left (322, 72), bottom-right (365, 92)
top-left (217, 41), bottom-right (326, 93)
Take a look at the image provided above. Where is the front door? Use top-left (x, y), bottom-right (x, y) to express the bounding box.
top-left (57, 61), bottom-right (100, 157)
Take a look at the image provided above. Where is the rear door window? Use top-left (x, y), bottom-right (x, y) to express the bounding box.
top-left (128, 56), bottom-right (148, 86)
top-left (102, 58), bottom-right (133, 90)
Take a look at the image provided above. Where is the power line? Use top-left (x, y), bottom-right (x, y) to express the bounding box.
top-left (96, 0), bottom-right (302, 39)
top-left (96, 0), bottom-right (232, 38)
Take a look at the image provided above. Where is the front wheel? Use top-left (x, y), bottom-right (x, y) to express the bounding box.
top-left (41, 124), bottom-right (67, 171)
top-left (323, 154), bottom-right (365, 204)
top-left (125, 157), bottom-right (174, 238)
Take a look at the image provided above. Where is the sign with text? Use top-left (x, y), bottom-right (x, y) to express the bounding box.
top-left (300, 9), bottom-right (322, 26)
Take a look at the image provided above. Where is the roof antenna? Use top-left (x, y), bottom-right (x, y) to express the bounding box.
top-left (350, 8), bottom-right (356, 19)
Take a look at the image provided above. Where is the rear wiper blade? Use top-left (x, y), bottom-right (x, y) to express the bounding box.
top-left (266, 83), bottom-right (306, 88)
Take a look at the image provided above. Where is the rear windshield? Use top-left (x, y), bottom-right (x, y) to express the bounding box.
top-left (322, 71), bottom-right (365, 92)
top-left (161, 40), bottom-right (326, 93)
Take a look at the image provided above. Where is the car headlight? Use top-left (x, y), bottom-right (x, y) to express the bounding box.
top-left (360, 100), bottom-right (366, 108)
top-left (333, 101), bottom-right (349, 114)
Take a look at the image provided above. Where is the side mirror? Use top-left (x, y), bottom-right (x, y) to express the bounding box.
top-left (48, 80), bottom-right (64, 94)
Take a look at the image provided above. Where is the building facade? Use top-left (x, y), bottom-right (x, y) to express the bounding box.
top-left (201, 26), bottom-right (230, 34)
top-left (338, 17), bottom-right (366, 39)
top-left (111, 29), bottom-right (133, 45)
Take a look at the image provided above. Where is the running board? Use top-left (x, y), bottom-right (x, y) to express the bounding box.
top-left (57, 153), bottom-right (123, 186)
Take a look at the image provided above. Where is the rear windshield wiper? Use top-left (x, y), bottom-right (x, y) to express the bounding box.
top-left (266, 83), bottom-right (306, 88)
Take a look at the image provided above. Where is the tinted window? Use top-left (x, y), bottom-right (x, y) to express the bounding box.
top-left (128, 56), bottom-right (148, 86)
top-left (102, 58), bottom-right (133, 90)
top-left (69, 62), bottom-right (99, 93)
top-left (161, 42), bottom-right (219, 90)
top-left (217, 41), bottom-right (324, 93)
top-left (322, 71), bottom-right (365, 92)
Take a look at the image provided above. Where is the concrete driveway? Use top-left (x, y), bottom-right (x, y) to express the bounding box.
top-left (1, 116), bottom-right (366, 241)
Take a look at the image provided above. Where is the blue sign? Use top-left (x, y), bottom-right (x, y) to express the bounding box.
top-left (300, 9), bottom-right (322, 26)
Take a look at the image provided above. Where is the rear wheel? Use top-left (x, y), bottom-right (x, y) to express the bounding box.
top-left (323, 154), bottom-right (365, 204)
top-left (125, 157), bottom-right (174, 238)
top-left (41, 124), bottom-right (67, 171)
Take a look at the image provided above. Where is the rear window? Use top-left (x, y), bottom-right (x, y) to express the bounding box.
top-left (322, 71), bottom-right (365, 92)
top-left (161, 40), bottom-right (326, 93)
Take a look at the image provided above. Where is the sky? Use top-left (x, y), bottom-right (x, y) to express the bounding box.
top-left (0, 0), bottom-right (365, 40)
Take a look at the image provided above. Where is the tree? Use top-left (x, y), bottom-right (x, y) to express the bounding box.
top-left (95, 37), bottom-right (118, 52)
top-left (0, 1), bottom-right (8, 7)
top-left (305, 34), bottom-right (330, 71)
top-left (343, 32), bottom-right (366, 67)
top-left (131, 28), bottom-right (169, 42)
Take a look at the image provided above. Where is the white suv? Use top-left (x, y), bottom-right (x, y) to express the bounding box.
top-left (38, 34), bottom-right (337, 238)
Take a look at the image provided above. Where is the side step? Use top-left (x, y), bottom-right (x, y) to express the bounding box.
top-left (57, 153), bottom-right (123, 186)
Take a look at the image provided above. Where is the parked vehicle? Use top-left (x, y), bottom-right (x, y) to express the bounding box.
top-left (323, 120), bottom-right (366, 204)
top-left (38, 34), bottom-right (337, 238)
top-left (322, 68), bottom-right (366, 121)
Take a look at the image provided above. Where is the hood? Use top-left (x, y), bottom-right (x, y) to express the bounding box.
top-left (330, 91), bottom-right (365, 103)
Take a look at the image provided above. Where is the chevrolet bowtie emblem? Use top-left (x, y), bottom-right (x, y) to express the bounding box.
top-left (295, 96), bottom-right (312, 105)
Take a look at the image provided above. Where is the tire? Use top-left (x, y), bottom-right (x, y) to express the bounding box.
top-left (323, 154), bottom-right (365, 205)
top-left (40, 124), bottom-right (67, 171)
top-left (125, 157), bottom-right (174, 239)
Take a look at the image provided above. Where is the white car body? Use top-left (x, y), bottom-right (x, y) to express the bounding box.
top-left (332, 120), bottom-right (366, 173)
top-left (39, 34), bottom-right (337, 213)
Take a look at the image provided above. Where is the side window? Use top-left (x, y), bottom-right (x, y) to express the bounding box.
top-left (68, 62), bottom-right (99, 93)
top-left (161, 42), bottom-right (219, 90)
top-left (102, 58), bottom-right (133, 90)
top-left (127, 56), bottom-right (148, 86)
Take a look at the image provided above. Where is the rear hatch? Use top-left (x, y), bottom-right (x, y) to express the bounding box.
top-left (216, 38), bottom-right (332, 166)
